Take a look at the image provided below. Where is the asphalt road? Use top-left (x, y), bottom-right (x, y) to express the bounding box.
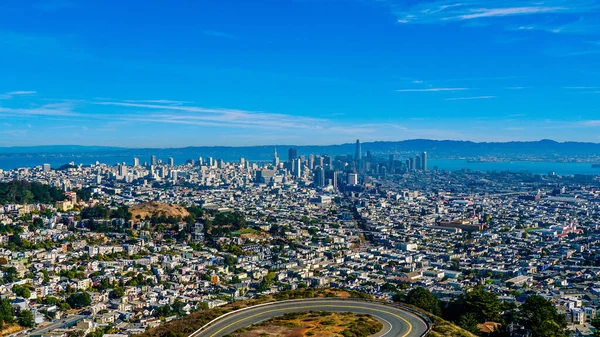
top-left (26, 315), bottom-right (86, 337)
top-left (194, 299), bottom-right (428, 337)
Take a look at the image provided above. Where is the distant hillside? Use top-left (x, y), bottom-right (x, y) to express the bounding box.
top-left (0, 145), bottom-right (124, 154)
top-left (2, 140), bottom-right (600, 160)
top-left (130, 202), bottom-right (190, 222)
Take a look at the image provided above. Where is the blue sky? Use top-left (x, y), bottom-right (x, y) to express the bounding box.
top-left (1, 0), bottom-right (599, 147)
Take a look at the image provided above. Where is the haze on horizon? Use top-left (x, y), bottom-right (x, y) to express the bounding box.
top-left (1, 0), bottom-right (599, 147)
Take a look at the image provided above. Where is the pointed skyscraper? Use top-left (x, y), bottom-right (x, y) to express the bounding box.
top-left (273, 148), bottom-right (280, 167)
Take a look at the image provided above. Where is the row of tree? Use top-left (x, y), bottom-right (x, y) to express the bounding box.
top-left (399, 286), bottom-right (567, 337)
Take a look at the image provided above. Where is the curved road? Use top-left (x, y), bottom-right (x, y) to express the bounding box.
top-left (194, 299), bottom-right (429, 337)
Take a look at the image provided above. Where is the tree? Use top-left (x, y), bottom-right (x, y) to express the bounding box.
top-left (0, 298), bottom-right (15, 325)
top-left (458, 312), bottom-right (480, 334)
top-left (172, 299), bottom-right (185, 316)
top-left (520, 295), bottom-right (568, 337)
top-left (111, 288), bottom-right (125, 299)
top-left (18, 310), bottom-right (35, 328)
top-left (59, 302), bottom-right (71, 312)
top-left (405, 287), bottom-right (442, 316)
top-left (464, 285), bottom-right (502, 323)
top-left (43, 297), bottom-right (60, 305)
top-left (66, 292), bottom-right (92, 309)
top-left (13, 285), bottom-right (31, 299)
top-left (392, 292), bottom-right (405, 303)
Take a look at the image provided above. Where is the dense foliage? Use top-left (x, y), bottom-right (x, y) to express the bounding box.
top-left (404, 287), bottom-right (442, 316)
top-left (396, 286), bottom-right (566, 337)
top-left (66, 292), bottom-right (92, 309)
top-left (81, 205), bottom-right (131, 220)
top-left (0, 181), bottom-right (65, 204)
top-left (0, 298), bottom-right (15, 328)
top-left (519, 295), bottom-right (568, 337)
top-left (205, 211), bottom-right (247, 237)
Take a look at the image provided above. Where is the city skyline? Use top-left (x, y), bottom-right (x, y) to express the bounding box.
top-left (1, 1), bottom-right (600, 147)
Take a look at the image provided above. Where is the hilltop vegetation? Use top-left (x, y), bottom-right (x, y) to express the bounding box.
top-left (0, 180), bottom-right (65, 204)
top-left (226, 311), bottom-right (383, 337)
top-left (135, 289), bottom-right (372, 337)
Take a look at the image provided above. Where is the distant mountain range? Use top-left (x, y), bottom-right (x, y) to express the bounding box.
top-left (1, 140), bottom-right (600, 159)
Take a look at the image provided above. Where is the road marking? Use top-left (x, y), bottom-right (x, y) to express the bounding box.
top-left (374, 315), bottom-right (393, 337)
top-left (207, 304), bottom-right (413, 337)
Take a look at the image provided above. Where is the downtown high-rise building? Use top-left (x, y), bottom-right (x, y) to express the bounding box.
top-left (288, 147), bottom-right (298, 162)
top-left (355, 139), bottom-right (362, 161)
top-left (151, 155), bottom-right (157, 166)
top-left (348, 172), bottom-right (358, 185)
top-left (133, 157), bottom-right (139, 167)
top-left (118, 164), bottom-right (127, 177)
top-left (273, 148), bottom-right (279, 167)
top-left (168, 157), bottom-right (175, 166)
top-left (422, 152), bottom-right (428, 171)
top-left (313, 166), bottom-right (325, 187)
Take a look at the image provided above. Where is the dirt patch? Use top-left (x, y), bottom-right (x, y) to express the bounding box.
top-left (229, 311), bottom-right (383, 337)
top-left (130, 201), bottom-right (190, 222)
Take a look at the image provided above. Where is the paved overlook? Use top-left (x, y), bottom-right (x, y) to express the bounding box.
top-left (193, 299), bottom-right (429, 337)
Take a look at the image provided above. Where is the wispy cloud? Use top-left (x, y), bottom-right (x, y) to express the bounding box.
top-left (579, 120), bottom-right (600, 127)
top-left (457, 6), bottom-right (565, 20)
top-left (390, 0), bottom-right (599, 30)
top-left (396, 88), bottom-right (469, 92)
top-left (0, 102), bottom-right (77, 117)
top-left (509, 18), bottom-right (600, 35)
top-left (96, 101), bottom-right (325, 130)
top-left (445, 96), bottom-right (496, 100)
top-left (123, 99), bottom-right (192, 105)
top-left (0, 90), bottom-right (37, 99)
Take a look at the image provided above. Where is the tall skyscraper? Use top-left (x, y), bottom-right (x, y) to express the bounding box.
top-left (133, 157), bottom-right (139, 167)
top-left (313, 166), bottom-right (325, 187)
top-left (43, 163), bottom-right (51, 172)
top-left (288, 148), bottom-right (298, 162)
top-left (323, 155), bottom-right (333, 168)
top-left (415, 155), bottom-right (421, 170)
top-left (168, 157), bottom-right (174, 166)
top-left (308, 154), bottom-right (314, 170)
top-left (293, 158), bottom-right (302, 177)
top-left (118, 164), bottom-right (127, 177)
top-left (151, 155), bottom-right (157, 166)
top-left (348, 173), bottom-right (358, 185)
top-left (355, 139), bottom-right (362, 161)
top-left (273, 148), bottom-right (279, 167)
top-left (422, 152), bottom-right (428, 171)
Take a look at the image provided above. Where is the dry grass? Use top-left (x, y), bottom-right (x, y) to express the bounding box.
top-left (228, 311), bottom-right (382, 337)
top-left (1, 324), bottom-right (23, 336)
top-left (130, 202), bottom-right (190, 222)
